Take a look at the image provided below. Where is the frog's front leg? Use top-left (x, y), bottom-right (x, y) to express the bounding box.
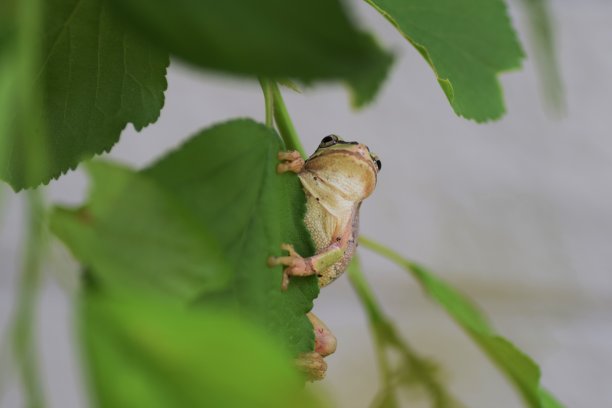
top-left (277, 150), bottom-right (304, 173)
top-left (268, 242), bottom-right (346, 291)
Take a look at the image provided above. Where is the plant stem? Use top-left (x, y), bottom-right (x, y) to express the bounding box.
top-left (350, 249), bottom-right (457, 408)
top-left (359, 236), bottom-right (415, 269)
top-left (16, 0), bottom-right (47, 184)
top-left (258, 78), bottom-right (274, 128)
top-left (348, 258), bottom-right (398, 407)
top-left (269, 82), bottom-right (305, 156)
top-left (11, 190), bottom-right (47, 408)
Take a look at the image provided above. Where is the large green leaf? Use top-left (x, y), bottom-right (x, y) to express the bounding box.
top-left (360, 237), bottom-right (564, 408)
top-left (143, 119), bottom-right (319, 354)
top-left (108, 0), bottom-right (393, 107)
top-left (81, 291), bottom-right (322, 408)
top-left (51, 119), bottom-right (319, 355)
top-left (0, 0), bottom-right (168, 190)
top-left (364, 0), bottom-right (525, 121)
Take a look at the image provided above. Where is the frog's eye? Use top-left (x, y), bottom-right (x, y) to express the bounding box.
top-left (371, 154), bottom-right (382, 171)
top-left (320, 135), bottom-right (339, 148)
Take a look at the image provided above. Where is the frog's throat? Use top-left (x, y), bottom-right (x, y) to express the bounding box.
top-left (298, 171), bottom-right (355, 216)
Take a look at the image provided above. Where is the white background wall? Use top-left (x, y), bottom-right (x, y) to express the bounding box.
top-left (1, 0), bottom-right (611, 407)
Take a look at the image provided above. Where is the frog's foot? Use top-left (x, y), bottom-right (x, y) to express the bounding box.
top-left (295, 352), bottom-right (327, 382)
top-left (267, 243), bottom-right (314, 290)
top-left (277, 150), bottom-right (304, 174)
top-left (309, 312), bottom-right (337, 357)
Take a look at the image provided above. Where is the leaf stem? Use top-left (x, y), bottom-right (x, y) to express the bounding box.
top-left (258, 78), bottom-right (274, 128)
top-left (348, 257), bottom-right (453, 408)
top-left (269, 82), bottom-right (306, 156)
top-left (348, 258), bottom-right (398, 406)
top-left (11, 190), bottom-right (47, 408)
top-left (360, 236), bottom-right (418, 272)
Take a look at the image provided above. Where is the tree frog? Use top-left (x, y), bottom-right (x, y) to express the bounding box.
top-left (268, 134), bottom-right (381, 380)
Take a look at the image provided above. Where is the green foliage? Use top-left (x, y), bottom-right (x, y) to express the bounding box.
top-left (360, 237), bottom-right (565, 408)
top-left (364, 0), bottom-right (525, 121)
top-left (0, 0), bottom-right (169, 190)
top-left (51, 119), bottom-right (319, 356)
top-left (81, 290), bottom-right (322, 408)
top-left (108, 0), bottom-right (393, 106)
top-left (3, 0), bottom-right (568, 406)
top-left (50, 162), bottom-right (231, 301)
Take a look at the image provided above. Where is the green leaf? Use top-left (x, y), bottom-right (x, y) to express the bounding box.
top-left (81, 291), bottom-right (323, 408)
top-left (51, 119), bottom-right (319, 355)
top-left (0, 0), bottom-right (169, 190)
top-left (108, 0), bottom-right (391, 81)
top-left (360, 237), bottom-right (563, 408)
top-left (346, 43), bottom-right (394, 108)
top-left (50, 162), bottom-right (231, 301)
top-left (539, 389), bottom-right (565, 408)
top-left (143, 119), bottom-right (319, 355)
top-left (364, 0), bottom-right (525, 121)
top-left (408, 263), bottom-right (552, 407)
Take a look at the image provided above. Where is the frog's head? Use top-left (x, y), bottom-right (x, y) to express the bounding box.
top-left (303, 135), bottom-right (380, 202)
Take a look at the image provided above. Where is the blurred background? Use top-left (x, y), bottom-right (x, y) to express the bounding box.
top-left (1, 0), bottom-right (611, 406)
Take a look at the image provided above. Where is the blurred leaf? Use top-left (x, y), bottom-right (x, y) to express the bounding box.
top-left (407, 263), bottom-right (545, 406)
top-left (108, 0), bottom-right (393, 105)
top-left (539, 389), bottom-right (565, 408)
top-left (50, 162), bottom-right (231, 301)
top-left (51, 119), bottom-right (319, 355)
top-left (0, 0), bottom-right (46, 189)
top-left (82, 291), bottom-right (323, 408)
top-left (347, 46), bottom-right (394, 108)
top-left (0, 0), bottom-right (168, 190)
top-left (518, 0), bottom-right (564, 112)
top-left (364, 0), bottom-right (525, 121)
top-left (360, 237), bottom-right (564, 408)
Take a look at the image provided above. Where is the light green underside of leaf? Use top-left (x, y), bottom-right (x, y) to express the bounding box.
top-left (365, 0), bottom-right (525, 122)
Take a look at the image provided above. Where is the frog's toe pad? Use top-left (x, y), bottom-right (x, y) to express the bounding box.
top-left (269, 244), bottom-right (313, 290)
top-left (276, 152), bottom-right (304, 174)
top-left (295, 352), bottom-right (327, 382)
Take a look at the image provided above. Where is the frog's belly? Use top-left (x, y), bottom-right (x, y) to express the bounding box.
top-left (303, 195), bottom-right (357, 287)
top-left (303, 195), bottom-right (337, 251)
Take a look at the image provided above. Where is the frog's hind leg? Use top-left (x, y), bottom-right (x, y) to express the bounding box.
top-left (295, 352), bottom-right (327, 381)
top-left (277, 150), bottom-right (304, 173)
top-left (268, 239), bottom-right (347, 291)
top-left (295, 313), bottom-right (337, 381)
top-left (309, 312), bottom-right (337, 357)
top-left (268, 243), bottom-right (314, 290)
